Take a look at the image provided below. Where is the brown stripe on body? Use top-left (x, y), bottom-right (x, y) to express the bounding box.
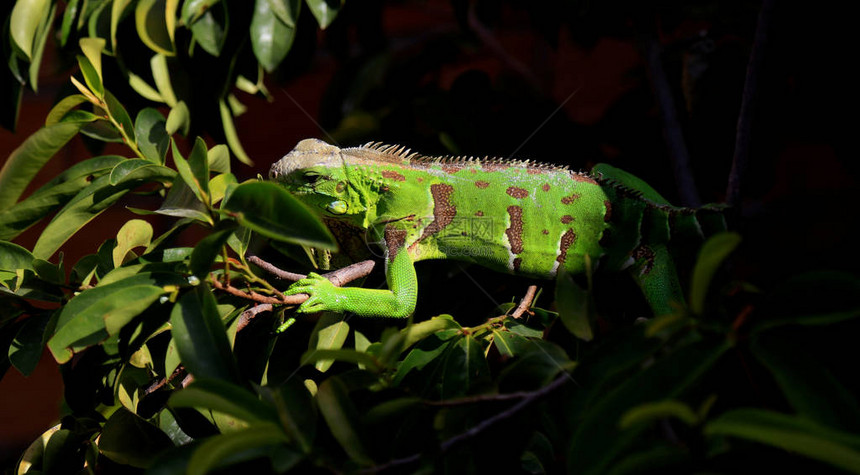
top-left (526, 168), bottom-right (544, 175)
top-left (442, 164), bottom-right (461, 174)
top-left (561, 193), bottom-right (580, 204)
top-left (505, 206), bottom-right (524, 254)
top-left (416, 183), bottom-right (457, 242)
top-left (475, 180), bottom-right (490, 189)
top-left (561, 215), bottom-right (574, 224)
top-left (632, 245), bottom-right (656, 275)
top-left (541, 183), bottom-right (551, 192)
top-left (556, 229), bottom-right (577, 265)
top-left (512, 257), bottom-right (522, 272)
top-left (384, 226), bottom-right (408, 260)
top-left (506, 186), bottom-right (529, 199)
top-left (603, 200), bottom-right (613, 222)
top-left (381, 170), bottom-right (406, 182)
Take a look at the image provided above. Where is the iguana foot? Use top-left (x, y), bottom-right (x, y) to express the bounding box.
top-left (284, 272), bottom-right (342, 314)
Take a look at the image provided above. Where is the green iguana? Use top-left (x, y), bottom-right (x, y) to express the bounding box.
top-left (270, 139), bottom-right (724, 318)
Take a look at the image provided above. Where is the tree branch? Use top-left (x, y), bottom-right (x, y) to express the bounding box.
top-left (726, 0), bottom-right (775, 207)
top-left (510, 285), bottom-right (538, 319)
top-left (364, 374), bottom-right (571, 473)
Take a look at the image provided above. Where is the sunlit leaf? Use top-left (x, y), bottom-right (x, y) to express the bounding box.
top-left (79, 37), bottom-right (106, 83)
top-left (308, 312), bottom-right (349, 372)
top-left (113, 219), bottom-right (154, 267)
top-left (151, 54), bottom-right (178, 107)
top-left (207, 144), bottom-right (230, 173)
top-left (218, 99), bottom-right (252, 165)
top-left (166, 100), bottom-right (189, 135)
top-left (10, 0), bottom-right (51, 59)
top-left (221, 182), bottom-right (336, 249)
top-left (251, 0), bottom-right (295, 72)
top-left (268, 0), bottom-right (300, 27)
top-left (60, 0), bottom-right (81, 47)
top-left (77, 53), bottom-right (104, 99)
top-left (0, 122), bottom-right (83, 210)
top-left (305, 0), bottom-right (342, 29)
top-left (109, 159), bottom-right (176, 186)
top-left (28, 2), bottom-right (56, 92)
top-left (170, 378), bottom-right (277, 423)
top-left (0, 241), bottom-right (36, 272)
top-left (45, 95), bottom-right (90, 127)
top-left (136, 0), bottom-right (176, 55)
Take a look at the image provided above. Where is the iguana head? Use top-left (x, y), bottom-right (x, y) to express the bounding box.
top-left (270, 139), bottom-right (369, 225)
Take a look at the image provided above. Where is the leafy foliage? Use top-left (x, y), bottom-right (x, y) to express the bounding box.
top-left (2, 1), bottom-right (859, 474)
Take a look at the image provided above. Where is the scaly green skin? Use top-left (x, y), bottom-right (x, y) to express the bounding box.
top-left (271, 139), bottom-right (724, 318)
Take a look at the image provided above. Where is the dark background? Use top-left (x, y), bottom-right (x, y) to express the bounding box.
top-left (1, 0), bottom-right (856, 462)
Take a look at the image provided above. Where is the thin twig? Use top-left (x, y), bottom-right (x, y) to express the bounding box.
top-left (726, 0), bottom-right (775, 207)
top-left (510, 285), bottom-right (538, 319)
top-left (210, 279), bottom-right (289, 304)
top-left (248, 255), bottom-right (376, 286)
top-left (248, 255), bottom-right (307, 281)
top-left (364, 374), bottom-right (570, 473)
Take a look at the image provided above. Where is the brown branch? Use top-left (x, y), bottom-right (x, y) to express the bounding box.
top-left (210, 279), bottom-right (289, 304)
top-left (510, 285), bottom-right (538, 319)
top-left (248, 254), bottom-right (376, 287)
top-left (236, 303), bottom-right (274, 332)
top-left (364, 374), bottom-right (571, 473)
top-left (726, 0), bottom-right (775, 207)
top-left (248, 255), bottom-right (306, 281)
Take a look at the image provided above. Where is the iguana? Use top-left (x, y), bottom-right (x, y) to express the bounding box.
top-left (270, 139), bottom-right (724, 318)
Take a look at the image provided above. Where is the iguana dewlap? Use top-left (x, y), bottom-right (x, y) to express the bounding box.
top-left (270, 139), bottom-right (723, 318)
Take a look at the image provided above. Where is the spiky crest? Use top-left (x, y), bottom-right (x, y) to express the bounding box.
top-left (352, 142), bottom-right (572, 173)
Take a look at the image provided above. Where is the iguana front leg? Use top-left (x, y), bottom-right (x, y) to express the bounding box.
top-left (629, 243), bottom-right (685, 317)
top-left (284, 227), bottom-right (418, 318)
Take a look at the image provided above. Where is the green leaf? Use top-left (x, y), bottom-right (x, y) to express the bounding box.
top-left (402, 314), bottom-right (461, 349)
top-left (268, 0), bottom-right (300, 27)
top-left (221, 182), bottom-right (336, 250)
top-left (47, 280), bottom-right (167, 363)
top-left (183, 0), bottom-right (228, 56)
top-left (555, 271), bottom-right (594, 341)
top-left (0, 241), bottom-right (35, 271)
top-left (172, 137), bottom-right (210, 204)
top-left (618, 400), bottom-right (699, 429)
top-left (207, 144), bottom-right (230, 174)
top-left (135, 108), bottom-right (170, 163)
top-left (305, 0), bottom-right (341, 29)
top-left (151, 54), bottom-right (178, 107)
top-left (170, 378), bottom-right (277, 423)
top-left (104, 90), bottom-right (135, 144)
top-left (186, 423), bottom-right (289, 475)
top-left (136, 0), bottom-right (176, 55)
top-left (567, 337), bottom-right (729, 475)
top-left (704, 409), bottom-right (860, 474)
top-left (169, 285), bottom-right (240, 382)
top-left (79, 37), bottom-right (106, 84)
top-left (28, 2), bottom-right (56, 92)
top-left (268, 379), bottom-right (316, 453)
top-left (31, 175), bottom-right (131, 259)
top-left (393, 331), bottom-right (456, 386)
top-left (0, 122), bottom-right (83, 210)
top-left (189, 226), bottom-right (236, 278)
top-left (441, 334), bottom-right (490, 398)
top-left (689, 231), bottom-right (741, 314)
top-left (60, 0), bottom-right (81, 47)
top-left (110, 0), bottom-right (133, 51)
top-left (156, 175), bottom-right (212, 223)
top-left (492, 328), bottom-right (531, 358)
top-left (76, 53), bottom-right (104, 99)
top-left (218, 99), bottom-right (252, 165)
top-left (166, 100), bottom-right (189, 135)
top-left (208, 172), bottom-right (236, 205)
top-left (129, 72), bottom-right (165, 103)
top-left (301, 349), bottom-right (380, 371)
top-left (113, 219), bottom-right (154, 267)
top-left (751, 333), bottom-right (860, 431)
top-left (8, 312), bottom-right (51, 376)
top-left (308, 312), bottom-right (349, 372)
top-left (251, 0), bottom-right (296, 72)
top-left (109, 159), bottom-right (176, 186)
top-left (10, 0), bottom-right (51, 59)
top-left (316, 376), bottom-right (373, 466)
top-left (99, 407), bottom-right (174, 468)
top-left (45, 95), bottom-right (90, 127)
